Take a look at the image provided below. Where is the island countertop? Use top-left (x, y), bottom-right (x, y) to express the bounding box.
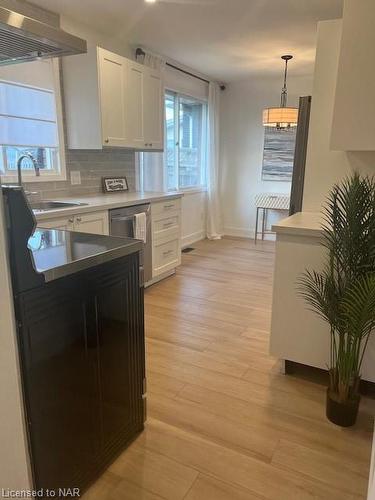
top-left (28, 228), bottom-right (143, 282)
top-left (272, 211), bottom-right (323, 238)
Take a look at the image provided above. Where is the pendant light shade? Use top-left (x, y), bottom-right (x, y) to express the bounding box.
top-left (263, 55), bottom-right (298, 128)
top-left (262, 107), bottom-right (298, 127)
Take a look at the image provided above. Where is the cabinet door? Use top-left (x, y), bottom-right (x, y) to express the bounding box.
top-left (98, 48), bottom-right (128, 147)
top-left (152, 236), bottom-right (181, 277)
top-left (37, 216), bottom-right (74, 231)
top-left (152, 214), bottom-right (180, 242)
top-left (89, 256), bottom-right (145, 453)
top-left (18, 283), bottom-right (101, 491)
top-left (74, 211), bottom-right (109, 235)
top-left (143, 67), bottom-right (164, 150)
top-left (126, 61), bottom-right (145, 148)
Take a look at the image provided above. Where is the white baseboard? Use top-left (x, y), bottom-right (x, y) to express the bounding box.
top-left (224, 226), bottom-right (254, 239)
top-left (182, 230), bottom-right (206, 248)
top-left (181, 226), bottom-right (275, 246)
top-left (223, 226), bottom-right (276, 241)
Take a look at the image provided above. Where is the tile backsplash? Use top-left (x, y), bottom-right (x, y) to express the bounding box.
top-left (22, 148), bottom-right (137, 199)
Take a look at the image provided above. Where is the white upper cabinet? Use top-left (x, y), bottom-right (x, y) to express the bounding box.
top-left (98, 48), bottom-right (128, 147)
top-left (331, 0), bottom-right (375, 151)
top-left (63, 46), bottom-right (164, 151)
top-left (143, 67), bottom-right (164, 151)
top-left (126, 60), bottom-right (145, 149)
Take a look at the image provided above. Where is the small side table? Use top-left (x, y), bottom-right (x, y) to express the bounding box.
top-left (255, 193), bottom-right (290, 243)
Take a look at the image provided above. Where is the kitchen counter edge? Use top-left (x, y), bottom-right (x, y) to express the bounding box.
top-left (34, 191), bottom-right (183, 221)
top-left (30, 229), bottom-right (143, 282)
top-left (272, 211), bottom-right (323, 238)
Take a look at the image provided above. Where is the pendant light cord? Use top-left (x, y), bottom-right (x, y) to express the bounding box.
top-left (280, 58), bottom-right (288, 108)
top-left (280, 55), bottom-right (293, 108)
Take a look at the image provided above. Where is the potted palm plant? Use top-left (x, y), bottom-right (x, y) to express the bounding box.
top-left (298, 173), bottom-right (375, 427)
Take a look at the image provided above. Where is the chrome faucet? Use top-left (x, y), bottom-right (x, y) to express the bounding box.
top-left (16, 153), bottom-right (40, 187)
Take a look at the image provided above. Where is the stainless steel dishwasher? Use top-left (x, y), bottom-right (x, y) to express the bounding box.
top-left (110, 204), bottom-right (152, 284)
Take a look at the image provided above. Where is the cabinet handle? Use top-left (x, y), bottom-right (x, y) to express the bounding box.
top-left (76, 217), bottom-right (82, 223)
top-left (68, 218), bottom-right (74, 223)
top-left (164, 204), bottom-right (174, 209)
top-left (163, 222), bottom-right (174, 229)
top-left (163, 249), bottom-right (173, 257)
top-left (105, 138), bottom-right (109, 143)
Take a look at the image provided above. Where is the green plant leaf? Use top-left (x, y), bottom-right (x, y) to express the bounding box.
top-left (297, 173), bottom-right (375, 401)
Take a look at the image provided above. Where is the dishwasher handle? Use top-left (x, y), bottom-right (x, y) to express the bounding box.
top-left (111, 215), bottom-right (135, 223)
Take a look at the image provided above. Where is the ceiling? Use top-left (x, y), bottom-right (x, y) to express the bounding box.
top-left (32, 0), bottom-right (343, 82)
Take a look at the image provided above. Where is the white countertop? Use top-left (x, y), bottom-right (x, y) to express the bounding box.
top-left (34, 191), bottom-right (183, 221)
top-left (272, 211), bottom-right (323, 237)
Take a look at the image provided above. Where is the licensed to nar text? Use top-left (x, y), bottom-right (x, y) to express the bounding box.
top-left (1, 488), bottom-right (80, 498)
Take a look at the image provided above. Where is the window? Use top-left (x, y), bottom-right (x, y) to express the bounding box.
top-left (0, 59), bottom-right (65, 182)
top-left (166, 91), bottom-right (207, 191)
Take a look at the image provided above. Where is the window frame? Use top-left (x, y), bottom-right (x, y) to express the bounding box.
top-left (0, 59), bottom-right (66, 183)
top-left (165, 89), bottom-right (208, 193)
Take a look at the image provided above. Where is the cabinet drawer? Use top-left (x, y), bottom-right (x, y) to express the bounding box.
top-left (153, 214), bottom-right (180, 241)
top-left (74, 211), bottom-right (109, 235)
top-left (38, 216), bottom-right (74, 231)
top-left (153, 237), bottom-right (181, 277)
top-left (38, 211), bottom-right (109, 235)
top-left (152, 198), bottom-right (181, 217)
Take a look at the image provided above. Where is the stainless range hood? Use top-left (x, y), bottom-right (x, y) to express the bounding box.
top-left (0, 4), bottom-right (87, 65)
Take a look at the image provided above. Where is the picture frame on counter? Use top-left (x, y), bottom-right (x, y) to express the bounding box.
top-left (102, 176), bottom-right (129, 193)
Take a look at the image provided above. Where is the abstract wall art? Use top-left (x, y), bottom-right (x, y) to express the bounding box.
top-left (261, 126), bottom-right (296, 181)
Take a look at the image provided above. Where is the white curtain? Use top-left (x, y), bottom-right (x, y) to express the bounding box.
top-left (206, 82), bottom-right (223, 240)
top-left (136, 49), bottom-right (166, 192)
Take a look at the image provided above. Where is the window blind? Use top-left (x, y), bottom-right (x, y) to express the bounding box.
top-left (0, 59), bottom-right (59, 148)
top-left (0, 82), bottom-right (58, 147)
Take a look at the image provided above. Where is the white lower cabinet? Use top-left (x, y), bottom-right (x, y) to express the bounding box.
top-left (38, 210), bottom-right (109, 236)
top-left (152, 198), bottom-right (181, 217)
top-left (151, 199), bottom-right (181, 279)
top-left (37, 216), bottom-right (74, 231)
top-left (37, 199), bottom-right (182, 280)
top-left (153, 237), bottom-right (181, 276)
top-left (74, 211), bottom-right (109, 235)
top-left (153, 214), bottom-right (180, 240)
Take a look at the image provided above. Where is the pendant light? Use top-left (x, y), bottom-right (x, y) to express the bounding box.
top-left (263, 55), bottom-right (298, 129)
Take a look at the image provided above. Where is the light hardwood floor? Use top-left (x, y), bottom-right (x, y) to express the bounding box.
top-left (84, 238), bottom-right (375, 500)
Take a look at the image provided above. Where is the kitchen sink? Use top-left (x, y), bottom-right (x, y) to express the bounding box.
top-left (31, 200), bottom-right (89, 212)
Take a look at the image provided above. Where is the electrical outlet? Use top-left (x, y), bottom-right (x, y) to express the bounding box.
top-left (70, 170), bottom-right (81, 185)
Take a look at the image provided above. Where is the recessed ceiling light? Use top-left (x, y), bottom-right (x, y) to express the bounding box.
top-left (145, 0), bottom-right (157, 3)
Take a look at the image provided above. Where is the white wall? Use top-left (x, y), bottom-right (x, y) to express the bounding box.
top-left (60, 15), bottom-right (133, 58)
top-left (219, 74), bottom-right (313, 238)
top-left (303, 19), bottom-right (375, 212)
top-left (331, 0), bottom-right (375, 152)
